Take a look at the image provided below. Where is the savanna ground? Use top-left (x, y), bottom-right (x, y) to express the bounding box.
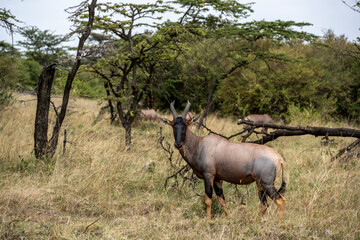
top-left (0, 93), bottom-right (359, 239)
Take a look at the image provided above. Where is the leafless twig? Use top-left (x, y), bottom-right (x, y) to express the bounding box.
top-left (157, 127), bottom-right (200, 194)
top-left (83, 217), bottom-right (100, 234)
top-left (196, 122), bottom-right (248, 140)
top-left (50, 100), bottom-right (60, 121)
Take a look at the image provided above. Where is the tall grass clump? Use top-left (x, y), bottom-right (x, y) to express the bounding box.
top-left (0, 93), bottom-right (359, 239)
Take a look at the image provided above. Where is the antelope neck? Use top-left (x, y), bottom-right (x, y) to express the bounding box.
top-left (179, 128), bottom-right (201, 164)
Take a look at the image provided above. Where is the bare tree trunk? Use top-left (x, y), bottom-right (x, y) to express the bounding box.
top-left (34, 0), bottom-right (97, 159)
top-left (125, 124), bottom-right (131, 147)
top-left (104, 81), bottom-right (116, 123)
top-left (34, 64), bottom-right (56, 159)
top-left (116, 96), bottom-right (138, 150)
top-left (47, 64), bottom-right (80, 156)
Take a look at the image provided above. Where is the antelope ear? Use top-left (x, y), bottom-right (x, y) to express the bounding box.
top-left (159, 117), bottom-right (171, 125)
top-left (192, 115), bottom-right (200, 123)
top-left (185, 115), bottom-right (199, 126)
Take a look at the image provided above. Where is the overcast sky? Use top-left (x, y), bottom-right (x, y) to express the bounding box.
top-left (0, 0), bottom-right (359, 47)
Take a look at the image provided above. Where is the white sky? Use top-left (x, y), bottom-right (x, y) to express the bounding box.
top-left (0, 0), bottom-right (359, 47)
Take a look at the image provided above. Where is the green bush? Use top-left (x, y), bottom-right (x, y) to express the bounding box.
top-left (0, 88), bottom-right (12, 110)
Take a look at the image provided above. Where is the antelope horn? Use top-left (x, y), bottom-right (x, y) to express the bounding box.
top-left (181, 100), bottom-right (191, 119)
top-left (170, 101), bottom-right (178, 119)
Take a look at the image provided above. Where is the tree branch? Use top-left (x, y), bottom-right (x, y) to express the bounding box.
top-left (237, 119), bottom-right (360, 144)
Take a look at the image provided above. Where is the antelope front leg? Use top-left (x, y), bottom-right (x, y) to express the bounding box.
top-left (204, 174), bottom-right (214, 220)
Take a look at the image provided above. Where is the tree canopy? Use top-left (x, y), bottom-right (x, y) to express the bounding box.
top-left (1, 0), bottom-right (359, 133)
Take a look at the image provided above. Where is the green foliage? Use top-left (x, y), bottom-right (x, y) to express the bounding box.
top-left (18, 26), bottom-right (67, 65)
top-left (147, 1), bottom-right (318, 117)
top-left (52, 66), bottom-right (105, 98)
top-left (217, 31), bottom-right (360, 121)
top-left (17, 59), bottom-right (43, 91)
top-left (92, 1), bottom-right (184, 111)
top-left (0, 1), bottom-right (358, 123)
top-left (71, 68), bottom-right (106, 98)
top-left (0, 88), bottom-right (12, 110)
top-left (0, 44), bottom-right (42, 92)
top-left (0, 50), bottom-right (19, 89)
top-left (0, 7), bottom-right (21, 37)
top-left (172, 0), bottom-right (253, 26)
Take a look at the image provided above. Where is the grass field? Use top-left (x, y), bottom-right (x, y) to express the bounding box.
top-left (0, 93), bottom-right (359, 239)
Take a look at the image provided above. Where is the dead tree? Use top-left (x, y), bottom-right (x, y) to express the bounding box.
top-left (33, 0), bottom-right (97, 159)
top-left (34, 64), bottom-right (56, 159)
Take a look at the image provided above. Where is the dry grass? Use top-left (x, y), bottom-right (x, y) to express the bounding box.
top-left (0, 93), bottom-right (359, 239)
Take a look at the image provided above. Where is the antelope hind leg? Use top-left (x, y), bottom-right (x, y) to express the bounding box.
top-left (262, 184), bottom-right (285, 220)
top-left (257, 183), bottom-right (268, 216)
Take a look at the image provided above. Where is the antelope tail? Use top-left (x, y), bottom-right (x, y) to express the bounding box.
top-left (278, 162), bottom-right (286, 195)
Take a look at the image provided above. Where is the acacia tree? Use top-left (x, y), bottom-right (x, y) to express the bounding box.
top-left (133, 1), bottom-right (317, 127)
top-left (91, 1), bottom-right (189, 148)
top-left (18, 26), bottom-right (67, 65)
top-left (342, 0), bottom-right (360, 13)
top-left (181, 12), bottom-right (317, 128)
top-left (0, 8), bottom-right (21, 53)
top-left (34, 0), bottom-right (97, 159)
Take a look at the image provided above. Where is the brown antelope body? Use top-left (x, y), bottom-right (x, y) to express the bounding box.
top-left (162, 102), bottom-right (286, 220)
top-left (139, 109), bottom-right (158, 121)
top-left (243, 114), bottom-right (276, 125)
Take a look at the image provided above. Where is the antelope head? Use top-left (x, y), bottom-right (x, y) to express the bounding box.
top-left (161, 100), bottom-right (191, 149)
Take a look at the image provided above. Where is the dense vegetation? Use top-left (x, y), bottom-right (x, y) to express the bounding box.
top-left (1, 1), bottom-right (359, 123)
top-left (1, 32), bottom-right (359, 120)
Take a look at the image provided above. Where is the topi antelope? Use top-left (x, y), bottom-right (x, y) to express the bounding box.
top-left (185, 111), bottom-right (194, 121)
top-left (240, 114), bottom-right (276, 133)
top-left (243, 114), bottom-right (276, 125)
top-left (139, 109), bottom-right (158, 121)
top-left (161, 101), bottom-right (286, 220)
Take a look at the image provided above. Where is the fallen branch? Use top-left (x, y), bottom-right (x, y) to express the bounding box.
top-left (237, 119), bottom-right (360, 144)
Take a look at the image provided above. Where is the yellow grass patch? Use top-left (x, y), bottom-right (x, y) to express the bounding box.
top-left (0, 93), bottom-right (359, 239)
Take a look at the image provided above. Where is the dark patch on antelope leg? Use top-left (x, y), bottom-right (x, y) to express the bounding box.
top-left (204, 175), bottom-right (213, 220)
top-left (258, 189), bottom-right (267, 206)
top-left (257, 183), bottom-right (268, 216)
top-left (213, 180), bottom-right (224, 200)
top-left (214, 179), bottom-right (229, 216)
top-left (204, 176), bottom-right (213, 200)
top-left (263, 185), bottom-right (282, 200)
